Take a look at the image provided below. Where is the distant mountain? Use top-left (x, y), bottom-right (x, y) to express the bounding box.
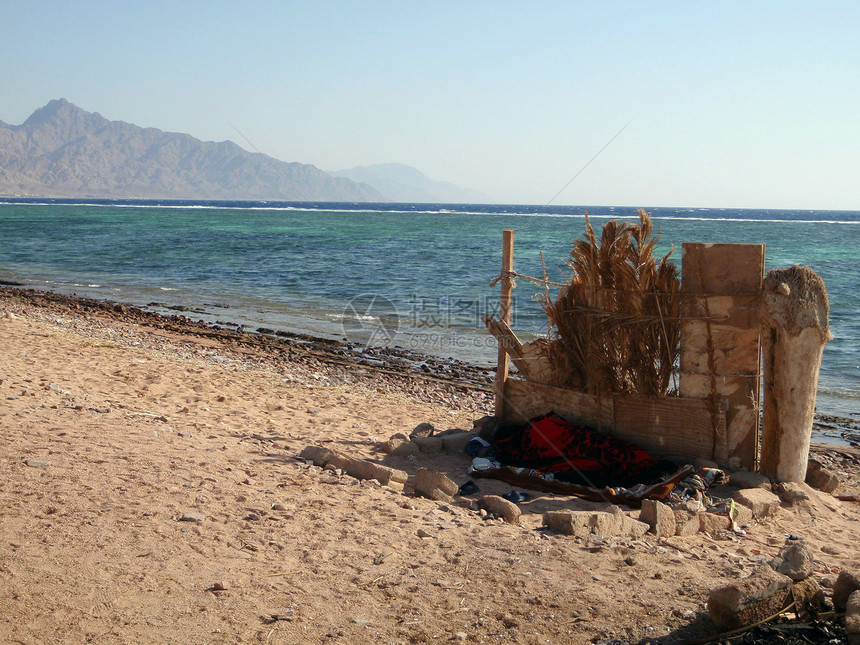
top-left (330, 163), bottom-right (490, 204)
top-left (0, 99), bottom-right (384, 201)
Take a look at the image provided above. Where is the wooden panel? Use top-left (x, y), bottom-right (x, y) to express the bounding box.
top-left (680, 243), bottom-right (764, 470)
top-left (501, 378), bottom-right (614, 430)
top-left (613, 393), bottom-right (728, 464)
top-left (502, 378), bottom-right (729, 465)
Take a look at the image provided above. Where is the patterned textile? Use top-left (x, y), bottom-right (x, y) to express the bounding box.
top-left (491, 412), bottom-right (666, 487)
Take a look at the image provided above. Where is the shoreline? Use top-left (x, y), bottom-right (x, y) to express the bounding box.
top-left (3, 284), bottom-right (858, 446)
top-left (0, 285), bottom-right (495, 400)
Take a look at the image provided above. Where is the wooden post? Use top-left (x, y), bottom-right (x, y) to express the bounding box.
top-left (494, 229), bottom-right (514, 417)
top-left (760, 266), bottom-right (830, 482)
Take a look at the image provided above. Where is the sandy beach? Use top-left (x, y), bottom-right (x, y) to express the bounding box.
top-left (1, 288), bottom-right (859, 645)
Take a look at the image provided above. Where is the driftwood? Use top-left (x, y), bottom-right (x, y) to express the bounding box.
top-left (482, 315), bottom-right (554, 384)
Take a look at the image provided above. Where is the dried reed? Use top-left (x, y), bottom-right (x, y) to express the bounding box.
top-left (541, 210), bottom-right (680, 396)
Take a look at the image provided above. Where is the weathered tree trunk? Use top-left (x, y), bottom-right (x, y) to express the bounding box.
top-left (760, 266), bottom-right (830, 482)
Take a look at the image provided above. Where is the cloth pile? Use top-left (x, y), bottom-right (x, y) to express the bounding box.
top-left (467, 412), bottom-right (726, 507)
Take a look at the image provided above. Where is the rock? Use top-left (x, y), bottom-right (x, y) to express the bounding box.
top-left (708, 565), bottom-right (793, 630)
top-left (834, 570), bottom-right (860, 611)
top-left (791, 578), bottom-right (826, 614)
top-left (346, 459), bottom-right (377, 481)
top-left (543, 511), bottom-right (597, 537)
top-left (699, 511), bottom-right (731, 533)
top-left (733, 503), bottom-right (753, 527)
top-left (24, 459), bottom-right (48, 468)
top-left (542, 510), bottom-right (641, 538)
top-left (728, 470), bottom-right (772, 490)
top-left (846, 590), bottom-right (860, 645)
top-left (674, 509), bottom-right (701, 536)
top-left (628, 518), bottom-right (651, 539)
top-left (731, 488), bottom-right (781, 519)
top-left (412, 435), bottom-right (444, 453)
top-left (775, 481), bottom-right (812, 505)
top-left (390, 440), bottom-right (420, 457)
top-left (441, 431), bottom-right (476, 453)
top-left (478, 495), bottom-right (521, 525)
top-left (639, 499), bottom-right (676, 538)
top-left (605, 504), bottom-right (650, 538)
top-left (299, 445), bottom-right (333, 467)
top-left (382, 433), bottom-right (409, 453)
top-left (416, 528), bottom-right (437, 539)
top-left (179, 512), bottom-right (205, 522)
top-left (212, 581), bottom-right (228, 591)
top-left (357, 461), bottom-right (408, 489)
top-left (413, 468), bottom-right (459, 501)
top-left (410, 422), bottom-right (435, 438)
top-left (806, 459), bottom-right (840, 493)
top-left (344, 460), bottom-right (406, 489)
top-left (473, 415), bottom-right (501, 441)
top-left (326, 452), bottom-right (353, 471)
top-left (770, 543), bottom-right (814, 581)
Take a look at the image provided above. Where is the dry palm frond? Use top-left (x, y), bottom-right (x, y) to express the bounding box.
top-left (541, 209), bottom-right (680, 396)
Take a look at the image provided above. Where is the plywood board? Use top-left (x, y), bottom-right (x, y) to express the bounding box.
top-left (680, 243), bottom-right (764, 470)
top-left (501, 378), bottom-right (614, 430)
top-left (613, 393), bottom-right (728, 464)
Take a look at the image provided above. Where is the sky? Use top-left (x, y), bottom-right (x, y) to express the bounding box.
top-left (2, 1), bottom-right (859, 210)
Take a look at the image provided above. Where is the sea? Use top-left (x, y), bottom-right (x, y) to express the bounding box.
top-left (1, 198), bottom-right (858, 426)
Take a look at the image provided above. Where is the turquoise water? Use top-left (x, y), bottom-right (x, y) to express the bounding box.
top-left (1, 201), bottom-right (858, 418)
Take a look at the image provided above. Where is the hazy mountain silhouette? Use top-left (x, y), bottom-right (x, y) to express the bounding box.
top-left (0, 99), bottom-right (383, 201)
top-left (330, 163), bottom-right (490, 204)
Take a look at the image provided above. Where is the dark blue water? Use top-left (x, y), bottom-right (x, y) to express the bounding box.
top-left (1, 199), bottom-right (858, 419)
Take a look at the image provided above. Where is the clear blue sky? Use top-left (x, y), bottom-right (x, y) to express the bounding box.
top-left (3, 1), bottom-right (858, 209)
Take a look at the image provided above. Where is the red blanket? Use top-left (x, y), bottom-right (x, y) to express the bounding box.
top-left (492, 412), bottom-right (665, 487)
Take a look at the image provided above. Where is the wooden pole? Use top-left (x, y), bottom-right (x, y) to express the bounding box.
top-left (760, 266), bottom-right (830, 482)
top-left (493, 229), bottom-right (514, 418)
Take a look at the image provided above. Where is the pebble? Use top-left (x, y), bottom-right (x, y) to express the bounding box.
top-left (179, 512), bottom-right (205, 522)
top-left (24, 459), bottom-right (48, 468)
top-left (417, 528), bottom-right (437, 539)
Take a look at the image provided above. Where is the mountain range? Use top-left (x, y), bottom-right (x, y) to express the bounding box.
top-left (0, 99), bottom-right (483, 203)
top-left (330, 163), bottom-right (489, 204)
